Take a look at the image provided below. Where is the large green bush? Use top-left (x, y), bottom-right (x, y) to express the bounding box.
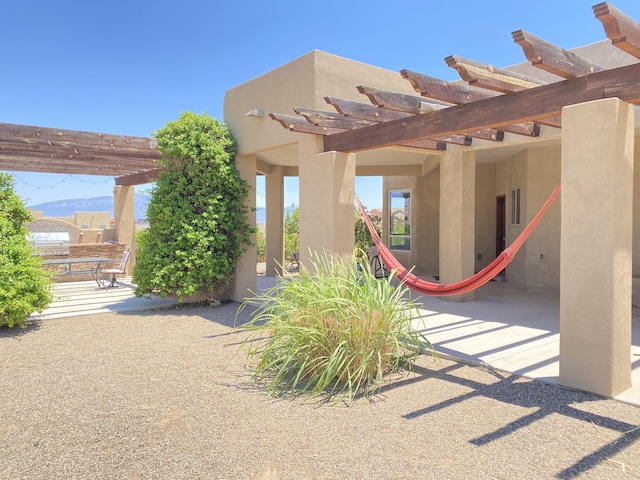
top-left (354, 206), bottom-right (382, 254)
top-left (239, 251), bottom-right (432, 401)
top-left (0, 173), bottom-right (53, 328)
top-left (133, 112), bottom-right (253, 303)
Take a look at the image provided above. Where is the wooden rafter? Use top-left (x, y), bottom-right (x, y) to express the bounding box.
top-left (294, 108), bottom-right (377, 130)
top-left (116, 168), bottom-right (164, 186)
top-left (324, 97), bottom-right (472, 146)
top-left (324, 61), bottom-right (640, 153)
top-left (594, 2), bottom-right (640, 58)
top-left (0, 123), bottom-right (163, 182)
top-left (269, 113), bottom-right (446, 151)
top-left (445, 55), bottom-right (546, 93)
top-left (400, 69), bottom-right (558, 129)
top-left (512, 30), bottom-right (605, 78)
top-left (357, 85), bottom-right (504, 142)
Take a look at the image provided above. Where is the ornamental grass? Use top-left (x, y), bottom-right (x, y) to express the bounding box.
top-left (239, 251), bottom-right (433, 402)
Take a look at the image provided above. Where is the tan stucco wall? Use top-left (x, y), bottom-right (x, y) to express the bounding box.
top-left (224, 50), bottom-right (420, 159)
top-left (524, 145), bottom-right (561, 291)
top-left (475, 164), bottom-right (497, 272)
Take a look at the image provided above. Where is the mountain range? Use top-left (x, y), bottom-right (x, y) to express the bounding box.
top-left (28, 195), bottom-right (293, 223)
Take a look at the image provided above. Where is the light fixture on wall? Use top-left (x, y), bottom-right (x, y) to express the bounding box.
top-left (245, 108), bottom-right (264, 117)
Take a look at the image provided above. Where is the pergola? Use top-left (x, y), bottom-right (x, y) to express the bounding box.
top-left (0, 123), bottom-right (164, 272)
top-left (270, 3), bottom-right (640, 153)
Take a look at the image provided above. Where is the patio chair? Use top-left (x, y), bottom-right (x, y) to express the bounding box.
top-left (101, 249), bottom-right (131, 288)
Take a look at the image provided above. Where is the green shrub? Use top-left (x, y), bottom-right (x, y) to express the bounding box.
top-left (284, 205), bottom-right (299, 263)
top-left (0, 173), bottom-right (53, 328)
top-left (239, 251), bottom-right (432, 401)
top-left (354, 206), bottom-right (382, 256)
top-left (133, 112), bottom-right (253, 303)
top-left (256, 227), bottom-right (266, 263)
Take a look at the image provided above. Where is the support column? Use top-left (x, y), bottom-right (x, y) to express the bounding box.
top-left (298, 135), bottom-right (355, 270)
top-left (560, 98), bottom-right (633, 397)
top-left (265, 166), bottom-right (284, 276)
top-left (113, 185), bottom-right (136, 275)
top-left (231, 154), bottom-right (257, 302)
top-left (439, 146), bottom-right (476, 302)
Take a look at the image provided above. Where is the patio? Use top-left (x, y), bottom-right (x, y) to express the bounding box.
top-left (31, 275), bottom-right (640, 407)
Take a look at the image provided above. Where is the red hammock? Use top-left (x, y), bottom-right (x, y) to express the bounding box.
top-left (356, 185), bottom-right (561, 296)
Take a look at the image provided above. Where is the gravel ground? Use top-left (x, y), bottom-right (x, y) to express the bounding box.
top-left (2, 302), bottom-right (640, 479)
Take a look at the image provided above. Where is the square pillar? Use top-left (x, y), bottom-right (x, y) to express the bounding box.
top-left (298, 136), bottom-right (355, 269)
top-left (439, 146), bottom-right (476, 302)
top-left (560, 98), bottom-right (633, 396)
top-left (231, 154), bottom-right (257, 302)
top-left (265, 165), bottom-right (285, 276)
top-left (113, 185), bottom-right (136, 275)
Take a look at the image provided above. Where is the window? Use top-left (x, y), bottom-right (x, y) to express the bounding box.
top-left (389, 190), bottom-right (411, 251)
top-left (511, 187), bottom-right (521, 225)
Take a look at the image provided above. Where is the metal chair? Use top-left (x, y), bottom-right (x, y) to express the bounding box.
top-left (101, 249), bottom-right (131, 288)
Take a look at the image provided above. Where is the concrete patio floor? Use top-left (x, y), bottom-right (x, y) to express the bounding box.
top-left (32, 274), bottom-right (640, 407)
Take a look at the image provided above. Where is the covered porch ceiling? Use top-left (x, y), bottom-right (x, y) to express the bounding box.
top-left (268, 2), bottom-right (640, 168)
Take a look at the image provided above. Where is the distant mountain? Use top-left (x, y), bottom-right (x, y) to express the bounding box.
top-left (256, 206), bottom-right (296, 224)
top-left (28, 195), bottom-right (151, 221)
top-left (28, 196), bottom-right (295, 223)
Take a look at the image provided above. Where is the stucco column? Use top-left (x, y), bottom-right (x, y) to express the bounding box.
top-left (298, 135), bottom-right (355, 270)
top-left (265, 165), bottom-right (284, 276)
top-left (439, 146), bottom-right (476, 302)
top-left (113, 185), bottom-right (136, 275)
top-left (231, 154), bottom-right (257, 302)
top-left (560, 98), bottom-right (633, 397)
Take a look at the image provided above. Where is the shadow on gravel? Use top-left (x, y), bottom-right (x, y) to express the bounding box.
top-left (394, 361), bottom-right (639, 478)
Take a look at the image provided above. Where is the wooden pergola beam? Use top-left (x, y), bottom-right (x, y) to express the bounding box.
top-left (0, 123), bottom-right (158, 150)
top-left (594, 2), bottom-right (640, 59)
top-left (294, 108), bottom-right (377, 130)
top-left (116, 168), bottom-right (164, 186)
top-left (512, 29), bottom-right (605, 78)
top-left (400, 69), bottom-right (559, 129)
top-left (357, 85), bottom-right (504, 142)
top-left (445, 55), bottom-right (547, 93)
top-left (323, 98), bottom-right (472, 146)
top-left (357, 85), bottom-right (451, 113)
top-left (324, 61), bottom-right (640, 152)
top-left (269, 113), bottom-right (446, 151)
top-left (269, 113), bottom-right (345, 135)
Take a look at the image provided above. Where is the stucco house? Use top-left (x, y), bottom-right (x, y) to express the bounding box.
top-left (224, 3), bottom-right (640, 398)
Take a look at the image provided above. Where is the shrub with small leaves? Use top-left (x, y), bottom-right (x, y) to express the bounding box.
top-left (239, 251), bottom-right (432, 402)
top-left (133, 112), bottom-right (253, 302)
top-left (0, 173), bottom-right (53, 328)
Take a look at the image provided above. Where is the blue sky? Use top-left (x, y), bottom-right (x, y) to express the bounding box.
top-left (3, 0), bottom-right (639, 209)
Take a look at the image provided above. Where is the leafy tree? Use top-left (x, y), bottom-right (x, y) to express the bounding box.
top-left (0, 173), bottom-right (53, 328)
top-left (133, 112), bottom-right (253, 303)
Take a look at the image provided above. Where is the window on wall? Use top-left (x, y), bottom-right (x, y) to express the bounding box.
top-left (389, 190), bottom-right (411, 251)
top-left (511, 187), bottom-right (521, 225)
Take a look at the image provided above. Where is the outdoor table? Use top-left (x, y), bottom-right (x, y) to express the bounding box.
top-left (43, 257), bottom-right (113, 288)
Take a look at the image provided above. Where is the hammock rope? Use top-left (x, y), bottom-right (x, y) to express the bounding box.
top-left (356, 185), bottom-right (561, 296)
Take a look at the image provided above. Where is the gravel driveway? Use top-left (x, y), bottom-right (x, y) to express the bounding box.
top-left (1, 302), bottom-right (639, 479)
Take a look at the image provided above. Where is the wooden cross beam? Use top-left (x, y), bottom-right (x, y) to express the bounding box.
top-left (512, 30), bottom-right (605, 78)
top-left (324, 61), bottom-right (640, 152)
top-left (445, 55), bottom-right (546, 93)
top-left (269, 112), bottom-right (446, 151)
top-left (357, 85), bottom-right (504, 142)
top-left (400, 69), bottom-right (548, 132)
top-left (594, 2), bottom-right (640, 58)
top-left (324, 97), bottom-right (472, 146)
top-left (294, 108), bottom-right (377, 130)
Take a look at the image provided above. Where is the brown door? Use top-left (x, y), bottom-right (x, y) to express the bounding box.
top-left (496, 195), bottom-right (506, 257)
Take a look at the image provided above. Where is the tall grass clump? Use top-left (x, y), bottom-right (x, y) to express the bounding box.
top-left (239, 251), bottom-right (433, 401)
